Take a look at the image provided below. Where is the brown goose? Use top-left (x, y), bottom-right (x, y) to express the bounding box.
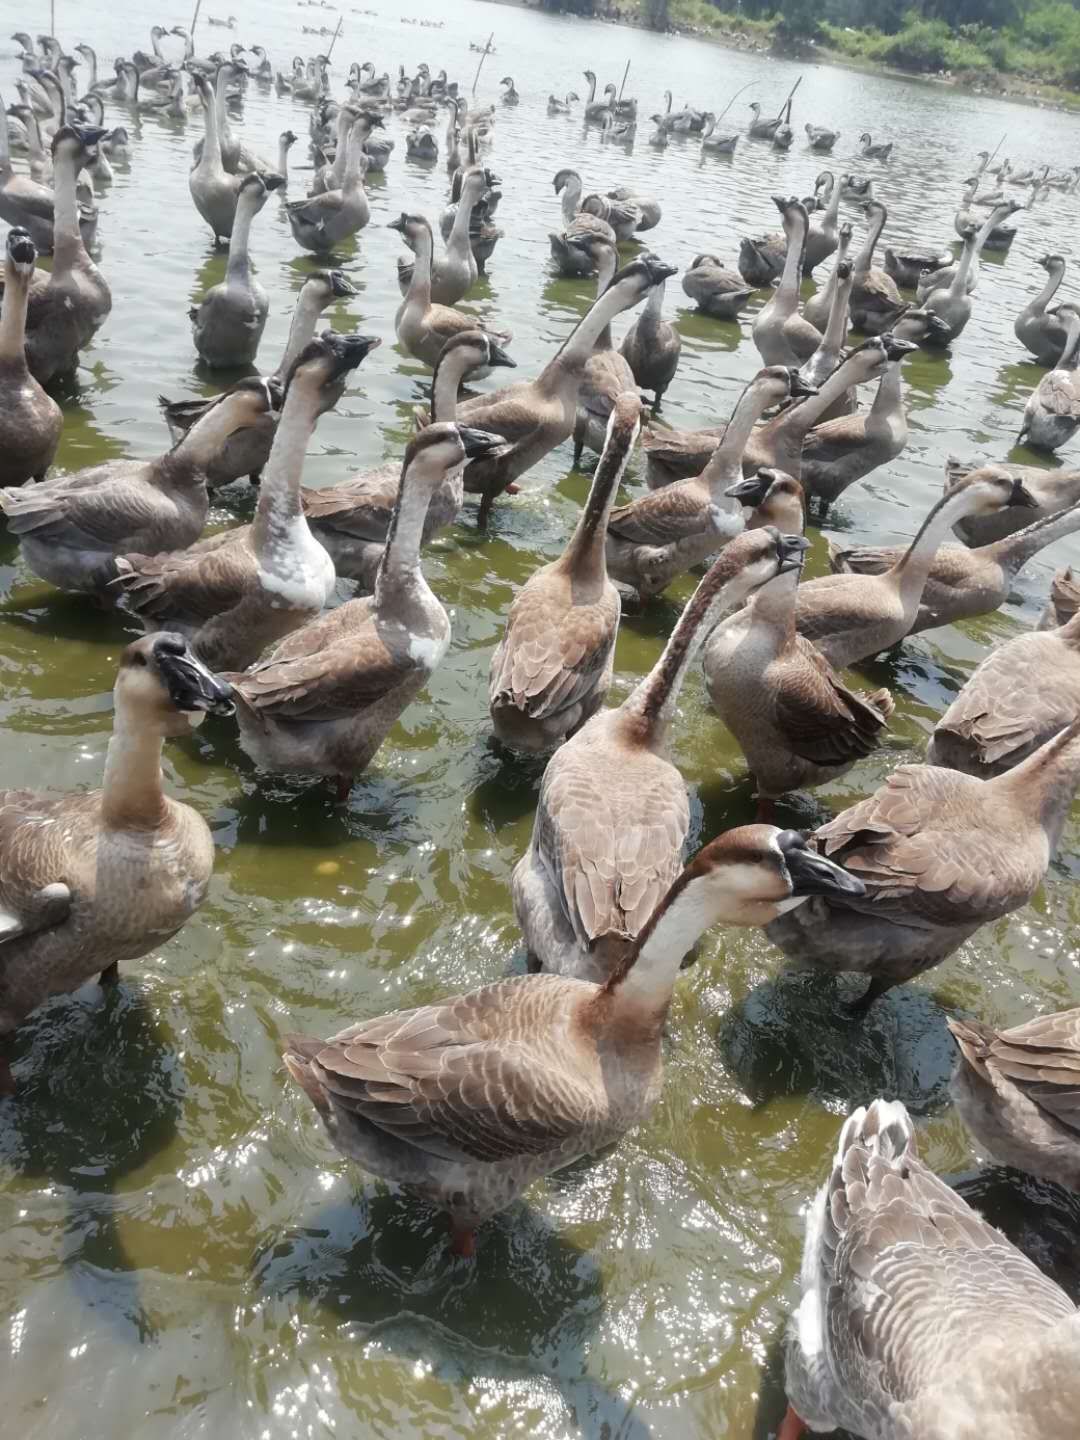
top-left (752, 198), bottom-right (822, 368)
top-left (829, 498), bottom-right (1080, 634)
top-left (489, 395), bottom-right (638, 754)
top-left (1015, 254), bottom-right (1070, 366)
top-left (0, 227), bottom-right (61, 484)
top-left (703, 552), bottom-right (894, 808)
top-left (514, 529), bottom-right (807, 982)
top-left (1037, 565), bottom-right (1080, 629)
top-left (765, 717), bottom-right (1080, 1010)
top-left (782, 1099), bottom-right (1079, 1440)
top-left (284, 822), bottom-right (861, 1258)
top-left (549, 168), bottom-right (617, 276)
top-left (572, 237), bottom-right (639, 462)
top-left (849, 200), bottom-right (906, 335)
top-left (392, 212), bottom-right (511, 368)
top-left (944, 456), bottom-right (1080, 544)
top-left (680, 253), bottom-right (753, 320)
top-left (619, 270), bottom-right (681, 408)
top-left (948, 1009), bottom-right (1080, 1191)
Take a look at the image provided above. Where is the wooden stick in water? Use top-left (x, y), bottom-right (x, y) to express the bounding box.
top-left (189, 0), bottom-right (202, 41)
top-left (472, 31), bottom-right (494, 96)
top-left (987, 132), bottom-right (1007, 166)
top-left (618, 58), bottom-right (631, 102)
top-left (326, 15), bottom-right (343, 62)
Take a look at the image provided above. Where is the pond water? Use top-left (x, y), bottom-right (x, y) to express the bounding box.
top-left (3, 2), bottom-right (1080, 1437)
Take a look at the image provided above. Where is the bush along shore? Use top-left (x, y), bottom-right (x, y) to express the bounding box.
top-left (531, 0), bottom-right (1080, 112)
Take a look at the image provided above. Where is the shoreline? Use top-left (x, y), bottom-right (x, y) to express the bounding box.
top-left (473, 0), bottom-right (1080, 116)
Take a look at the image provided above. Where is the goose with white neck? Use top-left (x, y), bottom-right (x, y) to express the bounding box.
top-left (304, 330), bottom-right (517, 587)
top-left (830, 497), bottom-right (1080, 633)
top-left (0, 634), bottom-right (234, 1095)
top-left (160, 269), bottom-right (356, 486)
top-left (391, 212), bottom-right (512, 368)
top-left (766, 716), bottom-right (1080, 1010)
top-left (455, 254), bottom-right (677, 525)
top-left (1018, 305), bottom-right (1080, 451)
top-left (18, 125), bottom-right (111, 385)
top-left (753, 198), bottom-right (823, 368)
top-left (797, 259), bottom-right (854, 421)
top-left (917, 201), bottom-right (1023, 303)
top-left (514, 529), bottom-right (809, 982)
top-left (191, 173), bottom-right (275, 368)
top-left (782, 1098), bottom-right (1080, 1440)
top-left (227, 424), bottom-right (502, 799)
top-left (549, 167), bottom-right (617, 277)
top-left (0, 380), bottom-right (272, 594)
top-left (0, 228), bottom-right (61, 484)
top-left (798, 332), bottom-right (922, 514)
top-left (571, 236), bottom-right (639, 463)
top-left (929, 603), bottom-right (1080, 776)
top-left (802, 221), bottom-right (852, 332)
top-left (113, 334), bottom-right (379, 670)
top-left (917, 225), bottom-right (982, 342)
top-left (848, 200), bottom-right (906, 335)
top-left (285, 821), bottom-right (862, 1256)
top-left (703, 551), bottom-right (894, 807)
top-left (489, 395), bottom-right (638, 754)
top-left (1015, 254), bottom-right (1070, 365)
top-left (794, 469), bottom-right (1038, 668)
top-left (605, 368), bottom-right (813, 601)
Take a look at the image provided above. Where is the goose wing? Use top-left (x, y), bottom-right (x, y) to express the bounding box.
top-left (1039, 369), bottom-right (1080, 419)
top-left (813, 763), bottom-right (1044, 924)
top-left (114, 530), bottom-right (254, 621)
top-left (0, 470), bottom-right (174, 550)
top-left (284, 974), bottom-right (603, 1164)
top-left (301, 463), bottom-right (399, 540)
top-left (774, 638), bottom-right (893, 767)
top-left (951, 1009), bottom-right (1080, 1137)
top-left (800, 417), bottom-right (864, 465)
top-left (0, 791), bottom-right (81, 943)
top-left (607, 479), bottom-right (710, 545)
top-left (489, 573), bottom-right (619, 722)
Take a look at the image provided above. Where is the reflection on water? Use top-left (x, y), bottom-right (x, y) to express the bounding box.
top-left (4, 0), bottom-right (1080, 1435)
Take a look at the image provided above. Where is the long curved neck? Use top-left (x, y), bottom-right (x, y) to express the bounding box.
top-left (560, 433), bottom-right (630, 590)
top-left (702, 379), bottom-right (774, 490)
top-left (603, 868), bottom-right (718, 1017)
top-left (51, 143), bottom-right (83, 270)
top-left (869, 360), bottom-right (902, 415)
top-left (618, 583), bottom-right (724, 747)
top-left (821, 176), bottom-right (840, 230)
top-left (854, 209), bottom-right (883, 275)
top-left (273, 286), bottom-right (326, 382)
top-left (560, 175), bottom-right (580, 224)
top-left (593, 248), bottom-right (620, 350)
top-left (0, 262), bottom-right (29, 362)
top-left (101, 711), bottom-right (167, 830)
top-left (277, 136), bottom-right (291, 174)
top-left (22, 111), bottom-right (45, 165)
top-left (0, 103), bottom-right (12, 176)
top-left (449, 174), bottom-right (480, 247)
top-left (405, 226), bottom-right (433, 307)
top-left (820, 271), bottom-right (853, 358)
top-left (547, 275), bottom-right (637, 381)
top-left (330, 108), bottom-right (352, 181)
top-left (951, 236), bottom-right (977, 296)
top-left (199, 85), bottom-right (223, 172)
top-left (226, 194), bottom-right (256, 281)
top-left (252, 381), bottom-right (317, 545)
top-left (988, 503), bottom-right (1080, 571)
top-left (343, 123), bottom-right (365, 187)
top-left (214, 65), bottom-right (230, 128)
top-left (174, 397), bottom-right (258, 473)
top-left (430, 348), bottom-right (478, 420)
top-left (375, 467), bottom-right (440, 606)
top-left (1024, 265), bottom-right (1064, 319)
top-left (777, 214), bottom-right (806, 310)
top-left (891, 486), bottom-right (987, 598)
top-left (769, 359), bottom-right (869, 444)
top-left (746, 565), bottom-right (798, 643)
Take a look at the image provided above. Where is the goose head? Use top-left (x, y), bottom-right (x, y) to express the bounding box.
top-left (1040, 253), bottom-right (1066, 274)
top-left (725, 468), bottom-right (806, 532)
top-left (5, 226), bottom-right (37, 275)
top-left (602, 252), bottom-right (678, 304)
top-left (553, 167), bottom-right (581, 195)
top-left (311, 268), bottom-right (357, 303)
top-left (283, 331), bottom-right (382, 406)
top-left (51, 124), bottom-right (107, 166)
top-left (116, 633), bottom-right (234, 738)
top-left (892, 308), bottom-right (950, 347)
top-left (236, 172), bottom-right (275, 214)
top-left (436, 330), bottom-right (516, 376)
top-left (950, 467), bottom-right (1039, 517)
top-left (401, 422), bottom-right (506, 493)
top-left (387, 211), bottom-right (431, 250)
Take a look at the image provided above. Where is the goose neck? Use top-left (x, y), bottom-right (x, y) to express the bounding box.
top-left (703, 376), bottom-right (775, 490)
top-left (343, 121), bottom-right (365, 186)
top-left (560, 174), bottom-right (581, 224)
top-left (101, 711), bottom-right (167, 831)
top-left (0, 260), bottom-right (29, 359)
top-left (449, 173), bottom-right (481, 245)
top-left (854, 209), bottom-right (883, 274)
top-left (1026, 263), bottom-right (1063, 318)
top-left (602, 870), bottom-right (719, 1019)
top-left (870, 360), bottom-right (902, 413)
top-left (252, 380), bottom-right (317, 544)
top-left (0, 103), bottom-right (11, 175)
top-left (553, 272), bottom-right (635, 374)
top-left (892, 485), bottom-right (984, 595)
top-left (593, 248), bottom-right (619, 350)
top-left (989, 504), bottom-right (1080, 571)
top-left (429, 346), bottom-right (477, 421)
top-left (226, 194), bottom-right (257, 279)
top-left (778, 211), bottom-right (806, 296)
top-left (821, 273), bottom-right (853, 354)
top-left (375, 463), bottom-right (442, 603)
top-left (51, 142), bottom-right (83, 267)
top-left (273, 286), bottom-right (326, 383)
top-left (560, 430), bottom-right (631, 588)
top-left (405, 225), bottom-right (434, 306)
top-left (619, 580), bottom-right (723, 745)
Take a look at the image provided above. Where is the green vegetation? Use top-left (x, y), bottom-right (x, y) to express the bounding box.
top-left (540, 0), bottom-right (1080, 96)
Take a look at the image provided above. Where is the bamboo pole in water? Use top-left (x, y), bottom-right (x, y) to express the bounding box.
top-left (618, 59), bottom-right (631, 101)
top-left (51, 0), bottom-right (55, 38)
top-left (189, 0), bottom-right (202, 41)
top-left (471, 32), bottom-right (494, 96)
top-left (326, 15), bottom-right (343, 62)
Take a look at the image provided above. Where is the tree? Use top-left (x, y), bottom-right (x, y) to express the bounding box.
top-left (643, 0), bottom-right (670, 28)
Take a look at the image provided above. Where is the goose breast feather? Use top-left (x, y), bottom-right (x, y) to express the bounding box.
top-left (490, 577), bottom-right (619, 723)
top-left (607, 480), bottom-right (713, 546)
top-left (774, 640), bottom-right (892, 767)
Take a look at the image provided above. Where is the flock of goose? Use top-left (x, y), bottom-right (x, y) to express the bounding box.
top-left (1, 25), bottom-right (1080, 1440)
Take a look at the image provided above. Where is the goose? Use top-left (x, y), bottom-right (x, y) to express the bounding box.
top-left (0, 635), bottom-right (234, 1095)
top-left (796, 260), bottom-right (855, 420)
top-left (273, 129), bottom-right (297, 186)
top-left (944, 456), bottom-right (1080, 544)
top-left (849, 201), bottom-right (906, 334)
top-left (225, 424), bottom-right (501, 800)
top-left (605, 368), bottom-right (812, 601)
top-left (0, 99), bottom-right (69, 255)
top-left (489, 395), bottom-right (638, 754)
top-left (549, 168), bottom-right (617, 277)
top-left (0, 229), bottom-right (61, 485)
top-left (928, 604), bottom-right (1080, 776)
top-left (17, 125), bottom-right (111, 386)
top-left (726, 466), bottom-right (807, 535)
top-left (947, 1009), bottom-right (1080, 1192)
top-left (781, 1099), bottom-right (1080, 1440)
top-left (805, 123), bottom-right (839, 152)
top-left (840, 173), bottom-right (873, 201)
top-left (189, 60), bottom-right (275, 174)
top-left (9, 103), bottom-right (50, 184)
top-left (191, 174), bottom-right (275, 369)
top-left (802, 222), bottom-right (853, 332)
top-left (703, 546), bottom-right (894, 809)
top-left (797, 333), bottom-right (924, 515)
top-left (858, 131), bottom-right (893, 159)
top-left (160, 270), bottom-right (356, 488)
top-left (583, 73), bottom-right (616, 123)
top-left (1038, 565), bottom-right (1080, 629)
top-left (304, 331), bottom-right (516, 587)
top-left (571, 239), bottom-right (639, 463)
top-left (1018, 305), bottom-right (1080, 452)
top-left (747, 101), bottom-right (783, 140)
top-left (499, 76), bottom-right (519, 105)
top-left (455, 256), bottom-right (675, 525)
top-left (794, 468), bottom-right (1038, 668)
top-left (580, 191), bottom-right (640, 243)
top-left (766, 716), bottom-right (1080, 1010)
top-left (700, 113), bottom-right (738, 153)
top-left (113, 334), bottom-right (380, 670)
top-left (600, 112), bottom-right (635, 146)
top-left (917, 202), bottom-right (1023, 303)
top-left (187, 70), bottom-right (253, 243)
top-left (605, 183), bottom-right (660, 233)
top-left (249, 45), bottom-right (273, 81)
top-left (681, 253), bottom-right (753, 320)
top-left (648, 113), bottom-right (669, 149)
top-left (802, 171), bottom-right (842, 274)
top-left (619, 269), bottom-right (681, 409)
top-left (396, 166), bottom-right (493, 305)
top-left (285, 820), bottom-right (861, 1258)
top-left (830, 498), bottom-right (1080, 635)
top-left (773, 124), bottom-right (795, 150)
top-left (0, 381), bottom-right (273, 594)
top-left (287, 116), bottom-right (373, 253)
top-left (391, 213), bottom-right (511, 368)
top-left (547, 91), bottom-right (579, 114)
top-left (1015, 254), bottom-right (1070, 365)
top-left (738, 225), bottom-right (786, 289)
top-left (406, 127), bottom-right (438, 161)
top-left (752, 198), bottom-right (822, 368)
top-left (883, 243), bottom-right (953, 290)
top-left (513, 529), bottom-right (818, 983)
top-left (308, 103), bottom-right (358, 195)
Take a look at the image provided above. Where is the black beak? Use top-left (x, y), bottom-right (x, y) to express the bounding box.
top-left (321, 331), bottom-right (382, 378)
top-left (777, 533), bottom-right (810, 574)
top-left (154, 635), bottom-right (235, 717)
top-left (328, 270), bottom-right (357, 298)
top-left (1011, 478), bottom-right (1039, 508)
top-left (488, 340), bottom-right (516, 369)
top-left (882, 335), bottom-right (920, 361)
top-left (643, 255), bottom-right (678, 285)
top-left (788, 370), bottom-right (819, 398)
top-left (458, 426), bottom-right (505, 459)
top-left (387, 214), bottom-right (408, 233)
top-left (777, 831), bottom-right (866, 898)
top-left (6, 228), bottom-right (36, 266)
top-left (724, 473), bottom-right (771, 505)
top-left (263, 174), bottom-right (286, 193)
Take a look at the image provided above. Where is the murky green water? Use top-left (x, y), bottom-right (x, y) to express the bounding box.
top-left (3, 3), bottom-right (1080, 1436)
